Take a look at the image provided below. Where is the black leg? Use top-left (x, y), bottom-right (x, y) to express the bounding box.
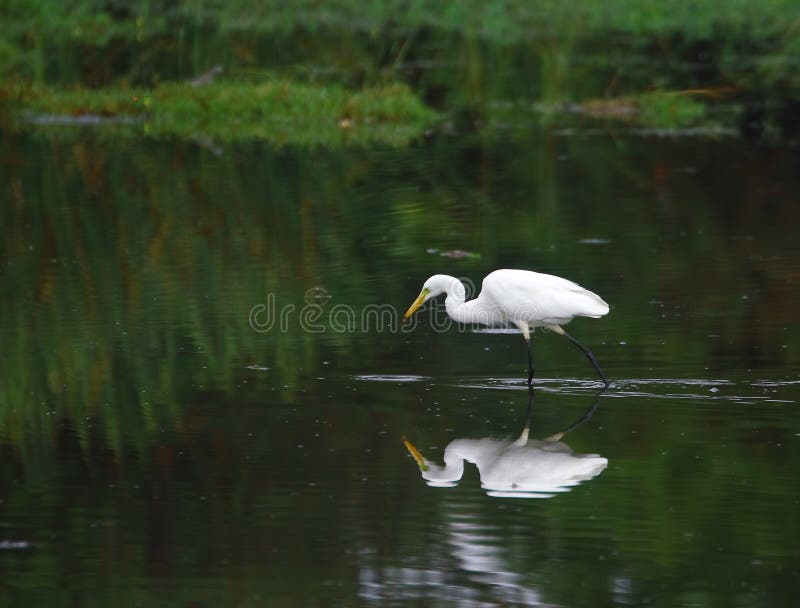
top-left (560, 388), bottom-right (604, 434)
top-left (526, 337), bottom-right (535, 386)
top-left (525, 384), bottom-right (534, 424)
top-left (517, 384), bottom-right (535, 445)
top-left (561, 329), bottom-right (610, 387)
top-left (546, 387), bottom-right (606, 442)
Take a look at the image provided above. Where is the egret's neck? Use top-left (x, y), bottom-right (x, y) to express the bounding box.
top-left (443, 278), bottom-right (494, 325)
top-left (422, 445), bottom-right (466, 484)
top-left (442, 277), bottom-right (469, 321)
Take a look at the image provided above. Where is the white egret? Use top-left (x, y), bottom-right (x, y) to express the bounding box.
top-left (403, 269), bottom-right (610, 386)
top-left (404, 435), bottom-right (607, 498)
top-left (403, 390), bottom-right (607, 498)
top-left (403, 403), bottom-right (607, 498)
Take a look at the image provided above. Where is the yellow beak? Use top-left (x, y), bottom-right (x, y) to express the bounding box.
top-left (403, 288), bottom-right (429, 321)
top-left (402, 436), bottom-right (429, 472)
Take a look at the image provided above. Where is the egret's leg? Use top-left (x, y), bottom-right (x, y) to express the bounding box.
top-left (551, 325), bottom-right (610, 387)
top-left (518, 323), bottom-right (534, 386)
top-left (544, 388), bottom-right (605, 442)
top-left (515, 386), bottom-right (534, 447)
top-left (526, 339), bottom-right (535, 386)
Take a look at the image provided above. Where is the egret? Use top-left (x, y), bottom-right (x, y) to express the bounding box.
top-left (403, 269), bottom-right (610, 386)
top-left (404, 433), bottom-right (607, 498)
top-left (403, 389), bottom-right (607, 498)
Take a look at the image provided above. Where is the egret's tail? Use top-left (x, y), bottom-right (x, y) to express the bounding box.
top-left (575, 289), bottom-right (609, 318)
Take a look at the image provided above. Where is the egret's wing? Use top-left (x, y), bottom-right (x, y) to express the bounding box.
top-left (481, 447), bottom-right (608, 493)
top-left (482, 269), bottom-right (608, 322)
top-left (536, 287), bottom-right (609, 319)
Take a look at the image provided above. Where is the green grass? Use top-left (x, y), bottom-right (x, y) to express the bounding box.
top-left (4, 79), bottom-right (440, 146)
top-left (2, 0), bottom-right (800, 137)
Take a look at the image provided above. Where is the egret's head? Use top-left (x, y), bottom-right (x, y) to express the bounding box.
top-left (403, 274), bottom-right (459, 321)
top-left (403, 436), bottom-right (462, 487)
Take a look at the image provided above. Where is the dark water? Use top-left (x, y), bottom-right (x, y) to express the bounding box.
top-left (1, 127), bottom-right (799, 607)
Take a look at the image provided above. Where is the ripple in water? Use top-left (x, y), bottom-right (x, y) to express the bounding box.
top-left (450, 377), bottom-right (795, 403)
top-left (355, 374), bottom-right (430, 383)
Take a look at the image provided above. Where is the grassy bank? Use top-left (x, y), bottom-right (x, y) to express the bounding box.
top-left (3, 79), bottom-right (439, 146)
top-left (2, 0), bottom-right (799, 137)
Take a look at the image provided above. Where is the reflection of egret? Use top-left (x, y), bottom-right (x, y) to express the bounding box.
top-left (403, 393), bottom-right (607, 498)
top-left (403, 269), bottom-right (610, 386)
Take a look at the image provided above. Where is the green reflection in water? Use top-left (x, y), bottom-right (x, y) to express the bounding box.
top-left (1, 124), bottom-right (800, 606)
top-left (2, 129), bottom-right (799, 450)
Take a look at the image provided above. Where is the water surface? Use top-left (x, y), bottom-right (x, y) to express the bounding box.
top-left (1, 128), bottom-right (799, 606)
